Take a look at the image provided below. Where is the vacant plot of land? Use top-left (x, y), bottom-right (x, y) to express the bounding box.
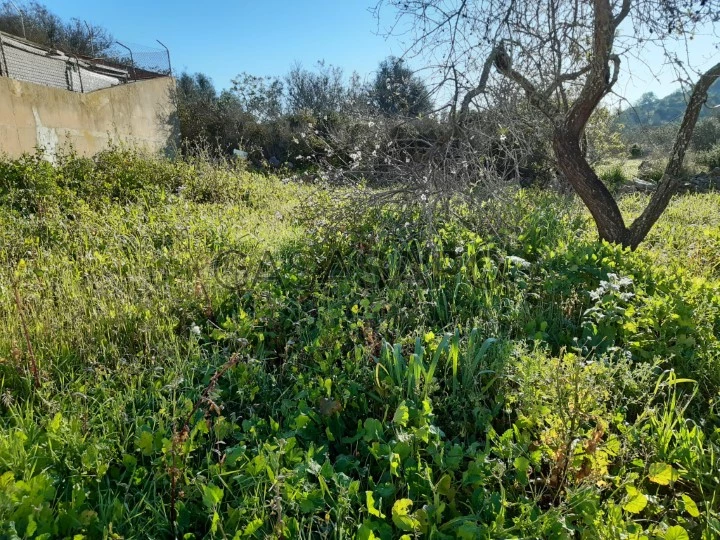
top-left (1, 151), bottom-right (719, 538)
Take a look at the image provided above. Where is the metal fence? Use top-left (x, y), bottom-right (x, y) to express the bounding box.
top-left (105, 40), bottom-right (172, 80)
top-left (0, 31), bottom-right (171, 93)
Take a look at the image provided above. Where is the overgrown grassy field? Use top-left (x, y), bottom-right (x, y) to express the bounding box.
top-left (1, 150), bottom-right (719, 539)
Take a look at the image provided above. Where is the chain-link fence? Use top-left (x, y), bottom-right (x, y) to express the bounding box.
top-left (0, 31), bottom-right (170, 93)
top-left (104, 40), bottom-right (171, 80)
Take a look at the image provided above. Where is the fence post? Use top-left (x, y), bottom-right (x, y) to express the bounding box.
top-left (71, 56), bottom-right (84, 92)
top-left (0, 35), bottom-right (8, 77)
top-left (156, 39), bottom-right (172, 76)
top-left (115, 41), bottom-right (135, 81)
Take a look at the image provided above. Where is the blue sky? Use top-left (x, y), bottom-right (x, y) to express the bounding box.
top-left (46, 1), bottom-right (718, 104)
top-left (48, 0), bottom-right (401, 91)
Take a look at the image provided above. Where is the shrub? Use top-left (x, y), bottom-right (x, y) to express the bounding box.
top-left (695, 143), bottom-right (720, 170)
top-left (637, 159), bottom-right (666, 183)
top-left (0, 153), bottom-right (68, 214)
top-left (629, 143), bottom-right (642, 158)
top-left (691, 117), bottom-right (720, 151)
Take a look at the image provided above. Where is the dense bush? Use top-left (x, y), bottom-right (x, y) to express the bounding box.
top-left (175, 66), bottom-right (561, 191)
top-left (692, 116), bottom-right (720, 152)
top-left (0, 147), bottom-right (292, 216)
top-left (637, 159), bottom-right (667, 183)
top-left (696, 143), bottom-right (720, 170)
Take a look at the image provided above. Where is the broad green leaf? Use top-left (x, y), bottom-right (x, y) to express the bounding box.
top-left (392, 499), bottom-right (419, 531)
top-left (357, 522), bottom-right (378, 540)
top-left (605, 436), bottom-right (621, 456)
top-left (623, 486), bottom-right (647, 514)
top-left (680, 494), bottom-right (700, 517)
top-left (366, 491), bottom-right (385, 518)
top-left (457, 522), bottom-right (484, 539)
top-left (514, 455), bottom-right (530, 484)
top-left (393, 401), bottom-right (409, 427)
top-left (389, 452), bottom-right (401, 477)
top-left (242, 518), bottom-right (264, 536)
top-left (136, 431), bottom-right (154, 456)
top-left (48, 412), bottom-right (62, 433)
top-left (363, 418), bottom-right (384, 441)
top-left (648, 462), bottom-right (679, 486)
top-left (122, 454), bottom-right (137, 469)
top-left (436, 474), bottom-right (454, 498)
top-left (202, 483), bottom-right (224, 509)
top-left (664, 525), bottom-right (689, 540)
top-left (392, 499), bottom-right (413, 516)
top-left (26, 517), bottom-right (37, 536)
top-left (514, 456), bottom-right (530, 472)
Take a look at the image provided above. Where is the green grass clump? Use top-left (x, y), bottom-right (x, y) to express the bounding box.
top-left (1, 150), bottom-right (720, 539)
top-left (599, 164), bottom-right (629, 191)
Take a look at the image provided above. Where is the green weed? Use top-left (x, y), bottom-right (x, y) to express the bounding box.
top-left (0, 150), bottom-right (718, 538)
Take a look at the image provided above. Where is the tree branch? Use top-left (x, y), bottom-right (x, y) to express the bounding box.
top-left (457, 48), bottom-right (499, 126)
top-left (627, 61), bottom-right (720, 247)
top-left (565, 0), bottom-right (615, 136)
top-left (613, 0), bottom-right (632, 28)
top-left (542, 65), bottom-right (593, 100)
top-left (493, 44), bottom-right (560, 119)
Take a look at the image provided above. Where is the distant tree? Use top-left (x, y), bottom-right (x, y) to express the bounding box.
top-left (372, 56), bottom-right (432, 117)
top-left (692, 115), bottom-right (720, 151)
top-left (230, 73), bottom-right (285, 121)
top-left (0, 1), bottom-right (113, 56)
top-left (176, 73), bottom-right (225, 147)
top-left (637, 92), bottom-right (658, 108)
top-left (177, 71), bottom-right (302, 162)
top-left (585, 107), bottom-right (625, 165)
top-left (285, 61), bottom-right (349, 115)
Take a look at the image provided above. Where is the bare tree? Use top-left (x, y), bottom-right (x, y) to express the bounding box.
top-left (375, 0), bottom-right (720, 248)
top-left (0, 1), bottom-right (113, 56)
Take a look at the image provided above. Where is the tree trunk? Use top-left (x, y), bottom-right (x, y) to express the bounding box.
top-left (492, 0), bottom-right (719, 250)
top-left (553, 128), bottom-right (629, 244)
top-left (625, 62), bottom-right (720, 249)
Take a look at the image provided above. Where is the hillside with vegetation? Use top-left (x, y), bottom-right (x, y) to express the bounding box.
top-left (619, 82), bottom-right (720, 127)
top-left (1, 149), bottom-right (719, 538)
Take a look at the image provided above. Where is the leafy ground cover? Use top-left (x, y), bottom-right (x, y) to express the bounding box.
top-left (0, 150), bottom-right (719, 539)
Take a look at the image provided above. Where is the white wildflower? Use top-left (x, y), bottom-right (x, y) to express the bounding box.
top-left (505, 255), bottom-right (531, 268)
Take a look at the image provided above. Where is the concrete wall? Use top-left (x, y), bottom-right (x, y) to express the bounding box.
top-left (0, 76), bottom-right (178, 161)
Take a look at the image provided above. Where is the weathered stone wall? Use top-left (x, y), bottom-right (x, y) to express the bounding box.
top-left (0, 76), bottom-right (178, 161)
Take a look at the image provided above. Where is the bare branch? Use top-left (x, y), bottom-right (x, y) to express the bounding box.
top-left (612, 0), bottom-right (631, 28)
top-left (627, 61), bottom-right (720, 247)
top-left (457, 48), bottom-right (499, 126)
